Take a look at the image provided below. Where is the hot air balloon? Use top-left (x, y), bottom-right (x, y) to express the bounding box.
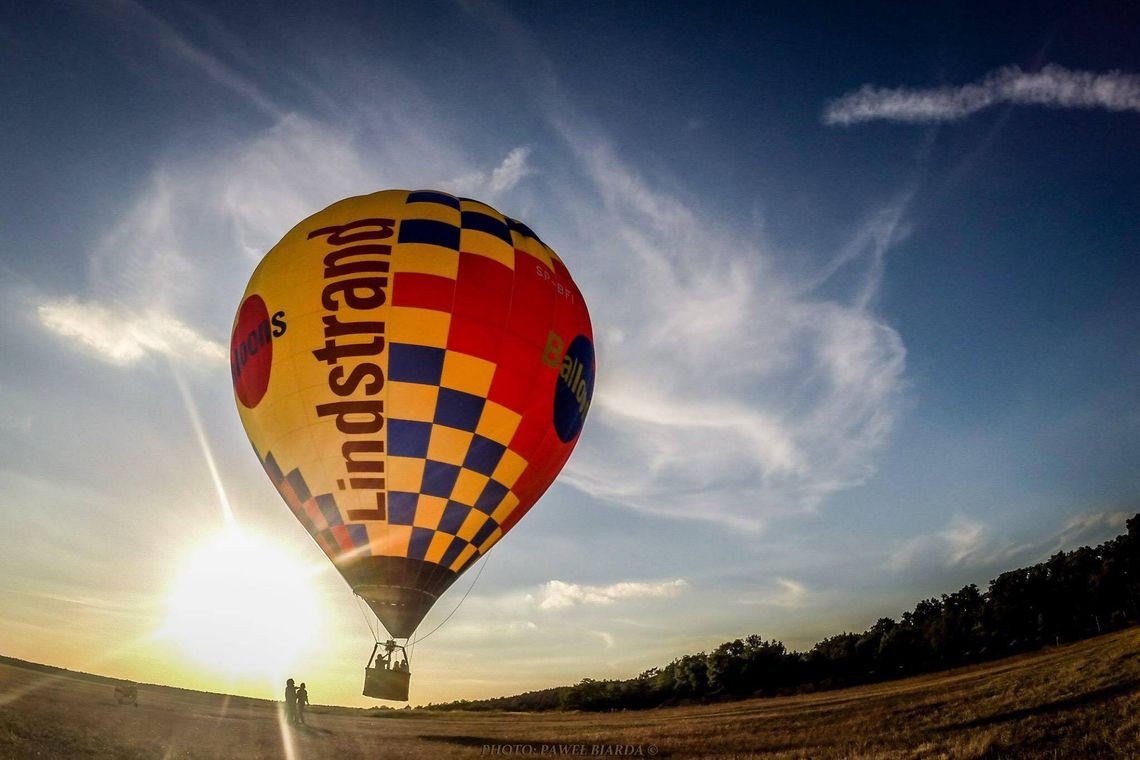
top-left (230, 189), bottom-right (594, 700)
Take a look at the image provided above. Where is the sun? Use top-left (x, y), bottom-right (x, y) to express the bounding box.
top-left (163, 528), bottom-right (320, 678)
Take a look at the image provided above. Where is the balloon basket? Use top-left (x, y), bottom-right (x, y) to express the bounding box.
top-left (363, 666), bottom-right (411, 701)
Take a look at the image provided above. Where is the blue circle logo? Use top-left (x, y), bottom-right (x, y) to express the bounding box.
top-left (553, 334), bottom-right (595, 443)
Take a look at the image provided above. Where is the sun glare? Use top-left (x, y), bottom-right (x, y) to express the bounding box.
top-left (164, 529), bottom-right (320, 678)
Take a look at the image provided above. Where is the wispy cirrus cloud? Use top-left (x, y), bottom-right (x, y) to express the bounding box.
top-left (450, 0), bottom-right (909, 533)
top-left (535, 579), bottom-right (688, 610)
top-left (552, 126), bottom-right (907, 531)
top-left (93, 0), bottom-right (282, 118)
top-left (888, 510), bottom-right (1131, 573)
top-left (37, 297), bottom-right (226, 366)
top-left (489, 147), bottom-right (535, 193)
top-left (986, 511), bottom-right (1134, 567)
top-left (87, 115), bottom-right (525, 317)
top-left (72, 111), bottom-right (480, 362)
top-left (56, 0), bottom-right (910, 537)
top-left (88, 115), bottom-right (373, 313)
top-left (739, 577), bottom-right (810, 609)
top-left (738, 578), bottom-right (811, 610)
top-left (444, 146), bottom-right (534, 198)
top-left (825, 64), bottom-right (1140, 126)
top-left (8, 588), bottom-right (156, 618)
top-left (889, 516), bottom-right (988, 571)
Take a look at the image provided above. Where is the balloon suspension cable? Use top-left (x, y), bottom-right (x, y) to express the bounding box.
top-left (409, 555), bottom-right (490, 648)
top-left (355, 595), bottom-right (381, 644)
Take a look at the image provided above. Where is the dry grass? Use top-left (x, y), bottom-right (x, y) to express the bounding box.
top-left (2, 628), bottom-right (1138, 759)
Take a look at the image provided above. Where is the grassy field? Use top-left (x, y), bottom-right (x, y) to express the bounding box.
top-left (2, 628), bottom-right (1138, 759)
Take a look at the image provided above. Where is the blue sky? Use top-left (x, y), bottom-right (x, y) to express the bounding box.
top-left (1, 1), bottom-right (1138, 705)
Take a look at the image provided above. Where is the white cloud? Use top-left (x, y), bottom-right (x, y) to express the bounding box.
top-left (79, 111), bottom-right (477, 350)
top-left (1054, 512), bottom-right (1131, 545)
top-left (824, 64), bottom-right (1140, 126)
top-left (889, 517), bottom-right (988, 571)
top-left (95, 0), bottom-right (281, 118)
top-left (551, 126), bottom-right (907, 531)
top-left (989, 511), bottom-right (1133, 566)
top-left (589, 630), bottom-right (616, 649)
top-left (61, 37), bottom-right (905, 536)
top-left (806, 193), bottom-right (914, 310)
top-left (888, 511), bottom-right (1130, 573)
top-left (88, 116), bottom-right (373, 314)
top-left (444, 1), bottom-right (908, 533)
top-left (91, 115), bottom-right (519, 306)
top-left (739, 577), bottom-right (810, 608)
top-left (490, 147), bottom-right (535, 193)
top-left (9, 588), bottom-right (156, 617)
top-left (37, 297), bottom-right (226, 366)
top-left (536, 579), bottom-right (688, 610)
top-left (443, 146), bottom-right (534, 198)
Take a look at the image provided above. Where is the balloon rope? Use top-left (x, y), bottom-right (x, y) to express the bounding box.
top-left (410, 555), bottom-right (490, 646)
top-left (355, 595), bottom-right (380, 643)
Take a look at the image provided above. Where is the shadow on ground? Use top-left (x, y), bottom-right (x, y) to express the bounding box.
top-left (296, 724), bottom-right (335, 736)
top-left (939, 680), bottom-right (1140, 731)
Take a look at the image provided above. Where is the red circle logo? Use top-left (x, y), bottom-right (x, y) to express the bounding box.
top-left (231, 295), bottom-right (274, 408)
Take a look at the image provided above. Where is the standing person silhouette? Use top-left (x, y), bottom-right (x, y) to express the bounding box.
top-left (284, 678), bottom-right (297, 724)
top-left (296, 683), bottom-right (310, 725)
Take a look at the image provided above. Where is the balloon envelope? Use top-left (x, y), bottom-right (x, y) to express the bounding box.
top-left (231, 190), bottom-right (594, 637)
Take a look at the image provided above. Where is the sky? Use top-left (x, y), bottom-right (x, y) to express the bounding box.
top-left (1, 0), bottom-right (1138, 708)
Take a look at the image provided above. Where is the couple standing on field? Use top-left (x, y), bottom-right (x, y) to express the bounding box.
top-left (284, 678), bottom-right (310, 725)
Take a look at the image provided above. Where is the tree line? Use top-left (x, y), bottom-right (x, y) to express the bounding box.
top-left (422, 514), bottom-right (1140, 712)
